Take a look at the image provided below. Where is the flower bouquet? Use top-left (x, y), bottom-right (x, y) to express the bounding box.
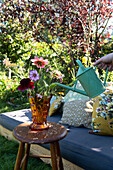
top-left (18, 56), bottom-right (64, 130)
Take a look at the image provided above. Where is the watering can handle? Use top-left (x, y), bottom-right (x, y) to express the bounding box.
top-left (76, 60), bottom-right (86, 71)
top-left (104, 67), bottom-right (108, 86)
top-left (95, 66), bottom-right (108, 86)
top-left (73, 80), bottom-right (78, 90)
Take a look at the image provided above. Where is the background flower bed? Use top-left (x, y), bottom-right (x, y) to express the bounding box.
top-left (1, 0), bottom-right (113, 83)
top-left (0, 40), bottom-right (113, 110)
top-left (0, 0), bottom-right (113, 110)
top-left (0, 71), bottom-right (30, 112)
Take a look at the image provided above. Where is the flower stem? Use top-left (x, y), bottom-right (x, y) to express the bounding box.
top-left (34, 81), bottom-right (37, 102)
top-left (40, 67), bottom-right (43, 93)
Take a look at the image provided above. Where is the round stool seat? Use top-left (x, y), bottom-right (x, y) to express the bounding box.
top-left (13, 121), bottom-right (67, 170)
top-left (13, 121), bottom-right (67, 144)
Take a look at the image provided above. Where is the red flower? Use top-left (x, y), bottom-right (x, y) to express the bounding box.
top-left (17, 78), bottom-right (35, 91)
top-left (11, 98), bottom-right (14, 103)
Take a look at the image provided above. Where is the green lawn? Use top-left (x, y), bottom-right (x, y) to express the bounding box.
top-left (0, 134), bottom-right (52, 170)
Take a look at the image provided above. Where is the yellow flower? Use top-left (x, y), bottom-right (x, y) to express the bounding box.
top-left (82, 57), bottom-right (87, 64)
top-left (103, 39), bottom-right (108, 43)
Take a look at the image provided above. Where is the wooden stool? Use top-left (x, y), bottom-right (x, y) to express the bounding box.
top-left (13, 121), bottom-right (67, 170)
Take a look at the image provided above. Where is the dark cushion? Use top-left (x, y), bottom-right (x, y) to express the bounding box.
top-left (47, 114), bottom-right (113, 170)
top-left (0, 109), bottom-right (113, 170)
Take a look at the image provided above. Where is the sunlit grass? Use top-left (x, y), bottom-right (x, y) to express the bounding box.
top-left (0, 99), bottom-right (30, 114)
top-left (0, 134), bottom-right (52, 170)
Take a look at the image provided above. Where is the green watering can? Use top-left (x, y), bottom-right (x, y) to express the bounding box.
top-left (55, 59), bottom-right (108, 98)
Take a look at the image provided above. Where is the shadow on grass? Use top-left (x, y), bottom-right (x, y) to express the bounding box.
top-left (0, 134), bottom-right (52, 170)
top-left (0, 99), bottom-right (30, 114)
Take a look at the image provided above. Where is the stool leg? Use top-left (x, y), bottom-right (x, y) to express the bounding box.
top-left (50, 143), bottom-right (58, 170)
top-left (22, 143), bottom-right (30, 170)
top-left (54, 141), bottom-right (64, 170)
top-left (14, 142), bottom-right (25, 170)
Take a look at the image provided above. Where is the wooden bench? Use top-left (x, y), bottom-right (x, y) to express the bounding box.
top-left (1, 109), bottom-right (113, 170)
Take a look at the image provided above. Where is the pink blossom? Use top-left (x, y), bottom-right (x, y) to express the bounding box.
top-left (52, 70), bottom-right (64, 79)
top-left (46, 66), bottom-right (51, 72)
top-left (31, 57), bottom-right (49, 68)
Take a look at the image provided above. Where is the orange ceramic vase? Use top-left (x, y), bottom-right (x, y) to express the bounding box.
top-left (28, 94), bottom-right (52, 130)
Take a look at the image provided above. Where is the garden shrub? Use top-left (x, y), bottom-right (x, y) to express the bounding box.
top-left (0, 73), bottom-right (28, 105)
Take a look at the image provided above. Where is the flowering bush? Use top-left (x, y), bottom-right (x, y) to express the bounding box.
top-left (17, 56), bottom-right (64, 98)
top-left (0, 73), bottom-right (28, 107)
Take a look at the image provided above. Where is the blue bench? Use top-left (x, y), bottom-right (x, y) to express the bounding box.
top-left (0, 109), bottom-right (113, 170)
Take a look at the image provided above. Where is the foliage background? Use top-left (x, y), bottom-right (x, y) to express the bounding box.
top-left (0, 0), bottom-right (113, 106)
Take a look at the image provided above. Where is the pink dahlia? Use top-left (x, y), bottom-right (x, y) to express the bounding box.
top-left (29, 70), bottom-right (40, 81)
top-left (17, 78), bottom-right (35, 91)
top-left (31, 57), bottom-right (49, 68)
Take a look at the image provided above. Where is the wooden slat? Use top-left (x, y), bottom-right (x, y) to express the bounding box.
top-left (30, 154), bottom-right (51, 158)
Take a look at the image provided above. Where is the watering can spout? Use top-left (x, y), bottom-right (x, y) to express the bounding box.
top-left (55, 82), bottom-right (88, 96)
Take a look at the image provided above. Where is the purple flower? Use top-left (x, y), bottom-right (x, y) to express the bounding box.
top-left (36, 94), bottom-right (43, 98)
top-left (29, 70), bottom-right (40, 81)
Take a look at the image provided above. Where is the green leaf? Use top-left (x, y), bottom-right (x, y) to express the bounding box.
top-left (43, 80), bottom-right (48, 87)
top-left (49, 83), bottom-right (57, 89)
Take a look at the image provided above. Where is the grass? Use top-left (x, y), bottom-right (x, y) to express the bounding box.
top-left (0, 100), bottom-right (52, 170)
top-left (0, 99), bottom-right (30, 114)
top-left (0, 134), bottom-right (52, 170)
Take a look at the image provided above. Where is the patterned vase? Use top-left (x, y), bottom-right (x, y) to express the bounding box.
top-left (28, 94), bottom-right (52, 130)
